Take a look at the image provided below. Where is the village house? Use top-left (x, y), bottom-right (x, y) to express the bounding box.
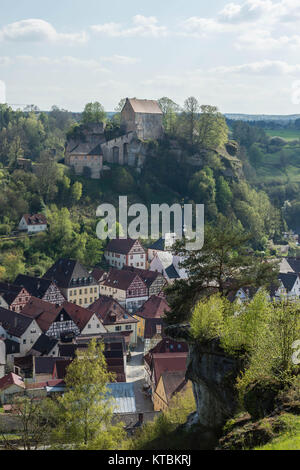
top-left (88, 296), bottom-right (138, 347)
top-left (65, 143), bottom-right (103, 179)
top-left (271, 273), bottom-right (300, 301)
top-left (26, 379), bottom-right (65, 399)
top-left (32, 356), bottom-right (71, 383)
top-left (21, 297), bottom-right (107, 340)
top-left (104, 238), bottom-right (146, 270)
top-left (147, 233), bottom-right (178, 263)
top-left (143, 338), bottom-right (188, 403)
top-left (153, 371), bottom-right (190, 412)
top-left (121, 98), bottom-right (163, 141)
top-left (0, 282), bottom-right (31, 313)
top-left (134, 295), bottom-right (170, 346)
top-left (122, 266), bottom-right (166, 297)
top-left (0, 373), bottom-right (25, 405)
top-left (59, 333), bottom-right (127, 382)
top-left (100, 269), bottom-right (148, 313)
top-left (0, 307), bottom-right (43, 356)
top-left (149, 252), bottom-right (188, 283)
top-left (43, 259), bottom-right (99, 308)
top-left (30, 334), bottom-right (59, 357)
top-left (14, 274), bottom-right (65, 305)
top-left (18, 214), bottom-right (47, 234)
top-left (91, 267), bottom-right (107, 286)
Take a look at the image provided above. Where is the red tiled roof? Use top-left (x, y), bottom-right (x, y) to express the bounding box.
top-left (91, 268), bottom-right (106, 282)
top-left (127, 98), bottom-right (163, 115)
top-left (161, 371), bottom-right (187, 402)
top-left (23, 214), bottom-right (47, 226)
top-left (22, 297), bottom-right (96, 333)
top-left (152, 354), bottom-right (188, 386)
top-left (102, 269), bottom-right (146, 291)
top-left (26, 379), bottom-right (65, 390)
top-left (105, 238), bottom-right (145, 255)
top-left (88, 296), bottom-right (137, 325)
top-left (0, 373), bottom-right (25, 391)
top-left (135, 295), bottom-right (170, 319)
top-left (149, 338), bottom-right (188, 354)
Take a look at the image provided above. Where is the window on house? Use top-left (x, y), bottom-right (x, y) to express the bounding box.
top-left (23, 339), bottom-right (26, 344)
top-left (88, 324), bottom-right (91, 329)
top-left (126, 325), bottom-right (132, 330)
top-left (115, 326), bottom-right (121, 331)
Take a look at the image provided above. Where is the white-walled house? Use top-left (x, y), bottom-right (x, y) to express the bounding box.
top-left (272, 273), bottom-right (300, 301)
top-left (0, 306), bottom-right (43, 356)
top-left (22, 297), bottom-right (107, 340)
top-left (150, 252), bottom-right (188, 283)
top-left (18, 214), bottom-right (47, 234)
top-left (105, 239), bottom-right (146, 270)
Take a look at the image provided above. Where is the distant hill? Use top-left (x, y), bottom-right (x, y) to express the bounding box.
top-left (225, 114), bottom-right (300, 122)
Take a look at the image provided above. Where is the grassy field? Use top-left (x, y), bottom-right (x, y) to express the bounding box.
top-left (255, 414), bottom-right (300, 450)
top-left (265, 129), bottom-right (300, 141)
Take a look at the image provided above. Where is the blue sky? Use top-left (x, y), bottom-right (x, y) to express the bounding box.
top-left (1, 0), bottom-right (300, 114)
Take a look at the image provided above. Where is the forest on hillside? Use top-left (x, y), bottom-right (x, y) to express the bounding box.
top-left (0, 97), bottom-right (299, 280)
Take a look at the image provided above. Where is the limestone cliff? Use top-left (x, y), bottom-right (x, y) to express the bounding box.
top-left (165, 325), bottom-right (243, 435)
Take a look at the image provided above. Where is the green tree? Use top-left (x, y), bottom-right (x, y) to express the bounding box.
top-left (158, 97), bottom-right (179, 134)
top-left (2, 251), bottom-right (25, 281)
top-left (216, 176), bottom-right (233, 212)
top-left (188, 167), bottom-right (216, 205)
top-left (0, 397), bottom-right (59, 450)
top-left (165, 216), bottom-right (279, 324)
top-left (54, 339), bottom-right (125, 449)
top-left (82, 102), bottom-right (106, 125)
top-left (71, 181), bottom-right (83, 203)
top-left (197, 105), bottom-right (228, 149)
top-left (182, 96), bottom-right (200, 144)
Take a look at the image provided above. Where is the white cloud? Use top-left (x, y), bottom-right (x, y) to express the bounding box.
top-left (0, 19), bottom-right (87, 44)
top-left (211, 60), bottom-right (300, 75)
top-left (91, 15), bottom-right (168, 38)
top-left (182, 1), bottom-right (300, 49)
top-left (101, 55), bottom-right (139, 65)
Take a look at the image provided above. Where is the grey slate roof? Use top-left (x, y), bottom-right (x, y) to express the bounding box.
top-left (107, 382), bottom-right (136, 414)
top-left (31, 334), bottom-right (58, 355)
top-left (14, 275), bottom-right (53, 299)
top-left (278, 272), bottom-right (298, 292)
top-left (0, 307), bottom-right (34, 338)
top-left (43, 259), bottom-right (96, 289)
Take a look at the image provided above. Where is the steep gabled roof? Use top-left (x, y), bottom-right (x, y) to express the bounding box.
top-left (122, 266), bottom-right (165, 289)
top-left (22, 297), bottom-right (97, 333)
top-left (22, 297), bottom-right (60, 333)
top-left (14, 275), bottom-right (55, 299)
top-left (31, 334), bottom-right (58, 355)
top-left (43, 259), bottom-right (96, 289)
top-left (161, 371), bottom-right (187, 402)
top-left (278, 272), bottom-right (298, 292)
top-left (105, 238), bottom-right (145, 255)
top-left (152, 354), bottom-right (188, 386)
top-left (88, 296), bottom-right (137, 325)
top-left (22, 214), bottom-right (47, 226)
top-left (126, 98), bottom-right (162, 115)
top-left (0, 373), bottom-right (25, 391)
top-left (148, 238), bottom-right (165, 251)
top-left (135, 295), bottom-right (170, 319)
top-left (0, 282), bottom-right (29, 306)
top-left (91, 268), bottom-right (106, 283)
top-left (286, 258), bottom-right (300, 274)
top-left (0, 307), bottom-right (34, 337)
top-left (102, 269), bottom-right (146, 291)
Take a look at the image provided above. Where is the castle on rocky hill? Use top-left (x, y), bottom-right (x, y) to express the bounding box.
top-left (65, 98), bottom-right (164, 179)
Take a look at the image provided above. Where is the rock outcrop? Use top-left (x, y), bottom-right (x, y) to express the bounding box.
top-left (165, 325), bottom-right (243, 438)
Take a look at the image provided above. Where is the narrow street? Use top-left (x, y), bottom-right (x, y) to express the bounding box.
top-left (126, 340), bottom-right (154, 413)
